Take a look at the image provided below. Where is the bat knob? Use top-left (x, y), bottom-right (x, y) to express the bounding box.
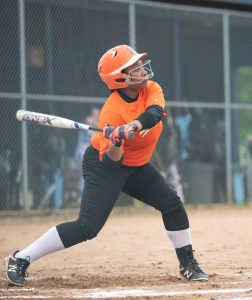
top-left (16, 110), bottom-right (25, 121)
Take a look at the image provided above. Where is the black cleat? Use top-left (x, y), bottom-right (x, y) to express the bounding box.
top-left (179, 258), bottom-right (208, 281)
top-left (176, 245), bottom-right (208, 281)
top-left (5, 251), bottom-right (30, 286)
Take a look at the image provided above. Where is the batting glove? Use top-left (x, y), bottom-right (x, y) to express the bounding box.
top-left (127, 122), bottom-right (138, 132)
top-left (103, 125), bottom-right (122, 147)
top-left (114, 124), bottom-right (136, 140)
top-left (103, 124), bottom-right (136, 147)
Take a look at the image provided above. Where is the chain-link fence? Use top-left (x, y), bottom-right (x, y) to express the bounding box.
top-left (1, 0), bottom-right (252, 211)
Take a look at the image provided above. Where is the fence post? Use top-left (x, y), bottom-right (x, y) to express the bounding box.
top-left (129, 2), bottom-right (136, 49)
top-left (223, 12), bottom-right (233, 204)
top-left (19, 0), bottom-right (29, 211)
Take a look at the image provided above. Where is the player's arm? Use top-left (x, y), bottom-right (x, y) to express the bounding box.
top-left (101, 108), bottom-right (135, 162)
top-left (103, 124), bottom-right (136, 162)
top-left (106, 143), bottom-right (123, 161)
top-left (129, 105), bottom-right (164, 131)
top-left (129, 81), bottom-right (165, 131)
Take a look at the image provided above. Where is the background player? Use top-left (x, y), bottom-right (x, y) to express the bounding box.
top-left (6, 44), bottom-right (208, 286)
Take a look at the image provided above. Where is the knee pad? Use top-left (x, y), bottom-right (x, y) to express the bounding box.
top-left (76, 218), bottom-right (99, 241)
top-left (56, 219), bottom-right (99, 248)
top-left (161, 196), bottom-right (183, 215)
top-left (161, 199), bottom-right (189, 231)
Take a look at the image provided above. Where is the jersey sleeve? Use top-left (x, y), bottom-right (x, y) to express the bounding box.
top-left (145, 81), bottom-right (165, 110)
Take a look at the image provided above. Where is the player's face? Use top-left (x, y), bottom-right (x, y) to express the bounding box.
top-left (125, 60), bottom-right (153, 88)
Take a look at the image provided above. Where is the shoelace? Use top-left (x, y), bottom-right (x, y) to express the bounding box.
top-left (189, 259), bottom-right (203, 273)
top-left (17, 257), bottom-right (30, 277)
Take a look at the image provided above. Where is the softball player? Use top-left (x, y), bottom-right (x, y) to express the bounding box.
top-left (6, 45), bottom-right (208, 286)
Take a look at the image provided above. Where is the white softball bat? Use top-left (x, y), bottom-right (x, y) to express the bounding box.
top-left (16, 110), bottom-right (103, 132)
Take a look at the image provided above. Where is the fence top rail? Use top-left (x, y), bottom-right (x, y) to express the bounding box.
top-left (2, 92), bottom-right (252, 110)
top-left (26, 0), bottom-right (252, 18)
top-left (106, 0), bottom-right (252, 18)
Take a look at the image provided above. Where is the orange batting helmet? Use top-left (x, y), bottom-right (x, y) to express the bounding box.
top-left (98, 45), bottom-right (148, 89)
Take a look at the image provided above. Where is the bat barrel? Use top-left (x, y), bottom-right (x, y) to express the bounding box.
top-left (16, 109), bottom-right (104, 133)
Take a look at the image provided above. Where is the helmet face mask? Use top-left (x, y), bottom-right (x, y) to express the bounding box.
top-left (98, 45), bottom-right (153, 89)
top-left (126, 60), bottom-right (154, 86)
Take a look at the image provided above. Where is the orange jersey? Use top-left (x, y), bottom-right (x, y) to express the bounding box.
top-left (91, 80), bottom-right (165, 166)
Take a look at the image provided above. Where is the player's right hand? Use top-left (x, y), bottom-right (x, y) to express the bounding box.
top-left (103, 124), bottom-right (135, 146)
top-left (116, 124), bottom-right (136, 140)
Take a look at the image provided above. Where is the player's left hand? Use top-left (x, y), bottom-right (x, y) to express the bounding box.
top-left (103, 124), bottom-right (136, 145)
top-left (103, 125), bottom-right (121, 147)
top-left (115, 124), bottom-right (136, 140)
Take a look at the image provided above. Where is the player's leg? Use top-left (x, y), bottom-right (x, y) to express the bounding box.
top-left (6, 146), bottom-right (133, 285)
top-left (122, 163), bottom-right (208, 281)
top-left (56, 146), bottom-right (132, 248)
top-left (5, 227), bottom-right (63, 286)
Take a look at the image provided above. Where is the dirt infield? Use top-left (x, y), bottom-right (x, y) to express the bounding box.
top-left (0, 205), bottom-right (252, 299)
